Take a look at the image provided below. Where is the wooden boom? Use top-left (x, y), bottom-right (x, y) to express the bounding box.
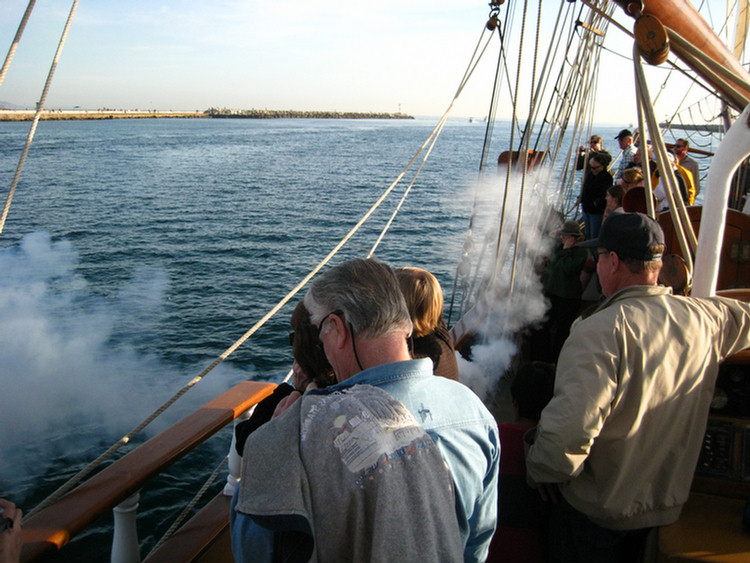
top-left (617, 0), bottom-right (750, 108)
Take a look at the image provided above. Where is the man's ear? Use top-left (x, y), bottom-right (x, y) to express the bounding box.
top-left (609, 252), bottom-right (621, 274)
top-left (329, 313), bottom-right (349, 350)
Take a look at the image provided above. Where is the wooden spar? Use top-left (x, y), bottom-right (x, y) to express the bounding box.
top-left (616, 0), bottom-right (750, 110)
top-left (576, 19), bottom-right (605, 38)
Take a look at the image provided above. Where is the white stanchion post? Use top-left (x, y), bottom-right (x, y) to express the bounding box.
top-left (224, 406), bottom-right (255, 496)
top-left (111, 491), bottom-right (141, 563)
top-left (693, 105), bottom-right (750, 297)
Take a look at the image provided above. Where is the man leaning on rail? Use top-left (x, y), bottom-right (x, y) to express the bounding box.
top-left (231, 258), bottom-right (500, 563)
top-left (525, 212), bottom-right (750, 562)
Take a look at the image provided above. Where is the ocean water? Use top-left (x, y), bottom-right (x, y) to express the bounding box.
top-left (0, 116), bottom-right (712, 560)
top-left (0, 117), bottom-right (493, 560)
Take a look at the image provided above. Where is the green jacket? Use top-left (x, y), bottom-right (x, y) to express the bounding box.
top-left (542, 243), bottom-right (589, 299)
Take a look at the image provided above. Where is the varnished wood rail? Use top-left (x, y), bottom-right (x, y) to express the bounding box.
top-left (20, 381), bottom-right (276, 563)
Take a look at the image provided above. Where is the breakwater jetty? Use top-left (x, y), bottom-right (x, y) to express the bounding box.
top-left (0, 108), bottom-right (414, 121)
top-left (0, 110), bottom-right (206, 121)
top-left (206, 108), bottom-right (413, 119)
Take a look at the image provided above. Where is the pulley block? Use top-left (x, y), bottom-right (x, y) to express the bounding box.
top-left (634, 14), bottom-right (670, 65)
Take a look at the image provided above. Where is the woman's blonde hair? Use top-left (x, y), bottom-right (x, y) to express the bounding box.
top-left (621, 166), bottom-right (643, 185)
top-left (395, 267), bottom-right (444, 338)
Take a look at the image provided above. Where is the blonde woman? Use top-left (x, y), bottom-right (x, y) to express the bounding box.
top-left (617, 166), bottom-right (644, 191)
top-left (395, 267), bottom-right (459, 380)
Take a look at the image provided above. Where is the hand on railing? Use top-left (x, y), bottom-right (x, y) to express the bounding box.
top-left (0, 499), bottom-right (22, 563)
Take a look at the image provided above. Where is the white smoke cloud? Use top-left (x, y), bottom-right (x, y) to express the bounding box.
top-left (0, 232), bottom-right (246, 496)
top-left (453, 166), bottom-right (562, 404)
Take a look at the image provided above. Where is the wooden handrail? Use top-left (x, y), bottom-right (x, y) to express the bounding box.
top-left (20, 380), bottom-right (276, 563)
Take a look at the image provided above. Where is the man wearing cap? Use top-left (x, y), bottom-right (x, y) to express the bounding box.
top-left (525, 212), bottom-right (750, 561)
top-left (614, 128), bottom-right (636, 181)
top-left (536, 220), bottom-right (588, 362)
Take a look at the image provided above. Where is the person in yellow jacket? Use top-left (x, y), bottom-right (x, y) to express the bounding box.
top-left (676, 161), bottom-right (696, 205)
top-left (650, 152), bottom-right (695, 209)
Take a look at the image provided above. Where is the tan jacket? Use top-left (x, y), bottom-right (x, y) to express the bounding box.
top-left (526, 285), bottom-right (750, 530)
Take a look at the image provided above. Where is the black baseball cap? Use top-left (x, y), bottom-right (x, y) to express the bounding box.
top-left (579, 212), bottom-right (664, 260)
top-left (615, 129), bottom-right (633, 139)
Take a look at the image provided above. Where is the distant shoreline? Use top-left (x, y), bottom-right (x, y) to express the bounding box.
top-left (0, 109), bottom-right (414, 122)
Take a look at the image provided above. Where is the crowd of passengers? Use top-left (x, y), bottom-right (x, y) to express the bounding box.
top-left (225, 234), bottom-right (750, 563)
top-left (531, 129), bottom-right (700, 364)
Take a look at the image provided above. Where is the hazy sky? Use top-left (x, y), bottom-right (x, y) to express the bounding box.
top-left (0, 1), bottom-right (744, 124)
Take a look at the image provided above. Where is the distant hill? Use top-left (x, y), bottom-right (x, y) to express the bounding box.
top-left (0, 101), bottom-right (25, 110)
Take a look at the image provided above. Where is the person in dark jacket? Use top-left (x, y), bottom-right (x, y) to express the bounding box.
top-left (532, 221), bottom-right (589, 362)
top-left (575, 151), bottom-right (613, 240)
top-left (234, 300), bottom-right (335, 455)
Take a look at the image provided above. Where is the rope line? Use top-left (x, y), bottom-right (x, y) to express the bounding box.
top-left (632, 42), bottom-right (697, 278)
top-left (150, 456), bottom-right (228, 552)
top-left (0, 0), bottom-right (36, 87)
top-left (490, 0), bottom-right (528, 290)
top-left (450, 8), bottom-right (516, 323)
top-left (508, 0), bottom-right (543, 295)
top-left (27, 19), bottom-right (495, 520)
top-left (370, 23), bottom-right (494, 258)
top-left (0, 0), bottom-right (78, 237)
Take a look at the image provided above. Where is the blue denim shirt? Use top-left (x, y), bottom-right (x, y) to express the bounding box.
top-left (232, 358), bottom-right (500, 563)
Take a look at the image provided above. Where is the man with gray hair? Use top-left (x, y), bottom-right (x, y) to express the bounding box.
top-left (232, 258), bottom-right (499, 563)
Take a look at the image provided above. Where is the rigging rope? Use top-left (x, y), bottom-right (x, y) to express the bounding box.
top-left (450, 2), bottom-right (519, 323)
top-left (27, 14), bottom-right (495, 521)
top-left (0, 0), bottom-right (78, 237)
top-left (151, 457), bottom-right (228, 552)
top-left (632, 42), bottom-right (697, 277)
top-left (554, 4), bottom-right (609, 217)
top-left (369, 22), bottom-right (495, 258)
top-left (453, 0), bottom-right (611, 317)
top-left (490, 0), bottom-right (529, 293)
top-left (0, 0), bottom-right (36, 88)
top-left (507, 0), bottom-right (544, 296)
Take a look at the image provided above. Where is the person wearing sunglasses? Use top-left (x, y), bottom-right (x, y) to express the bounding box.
top-left (233, 300), bottom-right (337, 456)
top-left (575, 134), bottom-right (608, 176)
top-left (574, 151), bottom-right (613, 240)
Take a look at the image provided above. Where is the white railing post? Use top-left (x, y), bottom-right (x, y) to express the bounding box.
top-left (111, 491), bottom-right (141, 563)
top-left (694, 104), bottom-right (750, 296)
top-left (224, 406), bottom-right (255, 496)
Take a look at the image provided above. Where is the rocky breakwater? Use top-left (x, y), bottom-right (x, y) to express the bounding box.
top-left (0, 109), bottom-right (207, 121)
top-left (206, 108), bottom-right (414, 119)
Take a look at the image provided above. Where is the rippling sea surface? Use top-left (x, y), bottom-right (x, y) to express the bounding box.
top-left (0, 117), bottom-right (498, 560)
